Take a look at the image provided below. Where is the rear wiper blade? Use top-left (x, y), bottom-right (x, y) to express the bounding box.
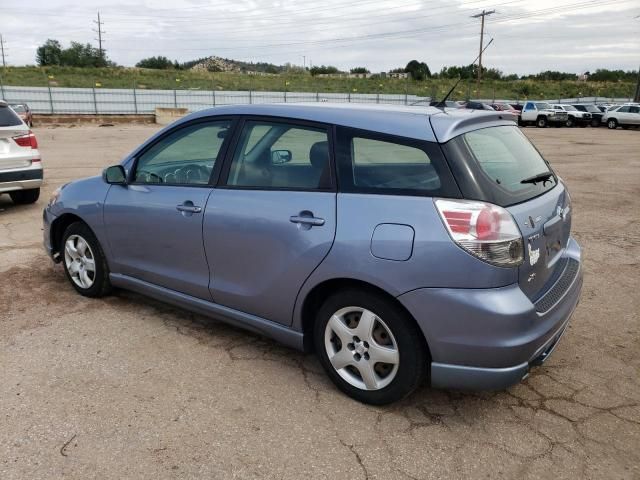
top-left (520, 172), bottom-right (554, 185)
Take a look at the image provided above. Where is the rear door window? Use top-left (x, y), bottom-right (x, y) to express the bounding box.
top-left (335, 127), bottom-right (459, 197)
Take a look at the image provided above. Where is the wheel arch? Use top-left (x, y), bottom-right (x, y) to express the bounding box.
top-left (299, 277), bottom-right (430, 358)
top-left (50, 212), bottom-right (89, 256)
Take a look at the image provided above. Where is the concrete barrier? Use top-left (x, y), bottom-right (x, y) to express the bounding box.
top-left (155, 107), bottom-right (189, 125)
top-left (33, 114), bottom-right (155, 126)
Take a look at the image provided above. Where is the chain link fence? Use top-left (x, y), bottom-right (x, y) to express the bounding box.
top-left (0, 85), bottom-right (633, 115)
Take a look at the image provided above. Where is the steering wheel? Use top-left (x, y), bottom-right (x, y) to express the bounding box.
top-left (136, 170), bottom-right (163, 183)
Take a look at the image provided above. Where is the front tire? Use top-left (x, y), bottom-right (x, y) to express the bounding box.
top-left (536, 116), bottom-right (548, 128)
top-left (61, 222), bottom-right (112, 297)
top-left (9, 188), bottom-right (40, 205)
top-left (607, 119), bottom-right (618, 129)
top-left (565, 117), bottom-right (575, 128)
top-left (314, 289), bottom-right (428, 405)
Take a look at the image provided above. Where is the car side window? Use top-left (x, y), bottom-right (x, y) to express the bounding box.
top-left (225, 120), bottom-right (331, 190)
top-left (334, 127), bottom-right (460, 196)
top-left (630, 106), bottom-right (639, 114)
top-left (134, 120), bottom-right (231, 185)
top-left (617, 106), bottom-right (630, 113)
top-left (524, 102), bottom-right (534, 111)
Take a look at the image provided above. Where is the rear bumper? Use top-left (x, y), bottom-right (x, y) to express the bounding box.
top-left (398, 236), bottom-right (583, 390)
top-left (0, 166), bottom-right (43, 193)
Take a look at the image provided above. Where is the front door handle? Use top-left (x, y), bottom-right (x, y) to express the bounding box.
top-left (290, 211), bottom-right (325, 228)
top-left (176, 201), bottom-right (202, 216)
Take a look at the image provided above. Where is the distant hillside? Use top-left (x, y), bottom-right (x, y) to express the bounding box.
top-left (184, 56), bottom-right (283, 74)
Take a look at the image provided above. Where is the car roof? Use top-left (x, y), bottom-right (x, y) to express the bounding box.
top-left (182, 102), bottom-right (516, 143)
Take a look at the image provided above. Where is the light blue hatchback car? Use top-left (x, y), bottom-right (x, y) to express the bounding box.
top-left (44, 103), bottom-right (583, 404)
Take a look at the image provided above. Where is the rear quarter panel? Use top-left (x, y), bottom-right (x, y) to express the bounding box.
top-left (291, 193), bottom-right (517, 329)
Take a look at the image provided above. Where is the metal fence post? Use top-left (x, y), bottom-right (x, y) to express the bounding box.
top-left (316, 92), bottom-right (319, 102)
top-left (92, 87), bottom-right (98, 114)
top-left (133, 85), bottom-right (138, 114)
top-left (376, 93), bottom-right (380, 104)
top-left (47, 84), bottom-right (54, 114)
top-left (0, 74), bottom-right (5, 101)
top-left (348, 92), bottom-right (351, 103)
top-left (212, 89), bottom-right (216, 106)
top-left (284, 91), bottom-right (287, 103)
top-left (173, 89), bottom-right (177, 108)
top-left (249, 90), bottom-right (252, 104)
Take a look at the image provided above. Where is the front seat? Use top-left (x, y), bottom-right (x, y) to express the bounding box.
top-left (309, 141), bottom-right (330, 189)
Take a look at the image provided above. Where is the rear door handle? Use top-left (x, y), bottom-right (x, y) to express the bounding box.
top-left (290, 214), bottom-right (325, 227)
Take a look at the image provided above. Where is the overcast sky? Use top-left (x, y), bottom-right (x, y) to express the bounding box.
top-left (1, 0), bottom-right (639, 74)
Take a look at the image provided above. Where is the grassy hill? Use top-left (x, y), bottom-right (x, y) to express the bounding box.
top-left (0, 66), bottom-right (635, 101)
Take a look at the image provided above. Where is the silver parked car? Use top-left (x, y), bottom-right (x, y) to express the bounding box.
top-left (602, 104), bottom-right (640, 129)
top-left (0, 101), bottom-right (42, 204)
top-left (43, 104), bottom-right (583, 404)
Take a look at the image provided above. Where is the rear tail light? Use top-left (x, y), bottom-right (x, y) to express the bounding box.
top-left (13, 130), bottom-right (38, 149)
top-left (435, 199), bottom-right (524, 267)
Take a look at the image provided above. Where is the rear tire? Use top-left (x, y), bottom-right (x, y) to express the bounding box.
top-left (314, 289), bottom-right (428, 405)
top-left (536, 116), bottom-right (548, 128)
top-left (61, 222), bottom-right (112, 298)
top-left (9, 188), bottom-right (40, 205)
top-left (565, 117), bottom-right (575, 128)
top-left (607, 119), bottom-right (618, 129)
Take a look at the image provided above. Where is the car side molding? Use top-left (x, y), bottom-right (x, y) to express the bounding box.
top-left (109, 274), bottom-right (305, 351)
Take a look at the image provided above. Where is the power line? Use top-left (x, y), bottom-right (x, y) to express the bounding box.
top-left (471, 9), bottom-right (495, 87)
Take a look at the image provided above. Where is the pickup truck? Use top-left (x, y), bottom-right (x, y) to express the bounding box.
top-left (551, 104), bottom-right (591, 128)
top-left (519, 101), bottom-right (568, 128)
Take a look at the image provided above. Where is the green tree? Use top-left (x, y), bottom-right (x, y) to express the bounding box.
top-left (36, 39), bottom-right (62, 66)
top-left (405, 60), bottom-right (431, 81)
top-left (350, 67), bottom-right (370, 74)
top-left (309, 65), bottom-right (341, 76)
top-left (135, 56), bottom-right (175, 69)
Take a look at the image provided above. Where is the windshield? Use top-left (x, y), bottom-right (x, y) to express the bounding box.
top-left (535, 102), bottom-right (551, 110)
top-left (443, 125), bottom-right (556, 207)
top-left (585, 105), bottom-right (600, 113)
top-left (562, 105), bottom-right (577, 111)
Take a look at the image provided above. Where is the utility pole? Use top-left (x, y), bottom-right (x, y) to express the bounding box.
top-left (472, 9), bottom-right (495, 89)
top-left (0, 34), bottom-right (7, 68)
top-left (635, 62), bottom-right (640, 103)
top-left (93, 12), bottom-right (105, 63)
top-left (303, 55), bottom-right (306, 69)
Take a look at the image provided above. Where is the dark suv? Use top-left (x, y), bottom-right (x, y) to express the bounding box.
top-left (571, 104), bottom-right (603, 127)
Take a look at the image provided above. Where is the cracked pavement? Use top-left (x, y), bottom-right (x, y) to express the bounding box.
top-left (1, 125), bottom-right (639, 479)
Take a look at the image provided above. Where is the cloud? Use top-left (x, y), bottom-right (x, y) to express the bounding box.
top-left (1, 0), bottom-right (638, 74)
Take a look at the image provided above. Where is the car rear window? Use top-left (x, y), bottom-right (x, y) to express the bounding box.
top-left (443, 125), bottom-right (557, 206)
top-left (335, 126), bottom-right (460, 197)
top-left (0, 105), bottom-right (23, 127)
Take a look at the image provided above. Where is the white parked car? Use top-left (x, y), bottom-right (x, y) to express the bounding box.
top-left (519, 101), bottom-right (568, 128)
top-left (0, 100), bottom-right (42, 204)
top-left (602, 104), bottom-right (640, 130)
top-left (551, 104), bottom-right (592, 128)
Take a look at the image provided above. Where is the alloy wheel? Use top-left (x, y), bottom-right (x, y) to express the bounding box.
top-left (324, 307), bottom-right (400, 391)
top-left (64, 234), bottom-right (96, 289)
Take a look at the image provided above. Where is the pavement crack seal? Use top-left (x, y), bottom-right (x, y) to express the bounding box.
top-left (59, 433), bottom-right (77, 457)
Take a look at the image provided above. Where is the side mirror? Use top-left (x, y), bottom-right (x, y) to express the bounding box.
top-left (271, 149), bottom-right (292, 165)
top-left (102, 165), bottom-right (127, 185)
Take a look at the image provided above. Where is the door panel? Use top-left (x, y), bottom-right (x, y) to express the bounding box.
top-left (203, 190), bottom-right (336, 325)
top-left (103, 118), bottom-right (233, 300)
top-left (104, 185), bottom-right (213, 300)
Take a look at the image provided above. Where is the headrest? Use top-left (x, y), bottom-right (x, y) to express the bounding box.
top-left (309, 141), bottom-right (329, 169)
